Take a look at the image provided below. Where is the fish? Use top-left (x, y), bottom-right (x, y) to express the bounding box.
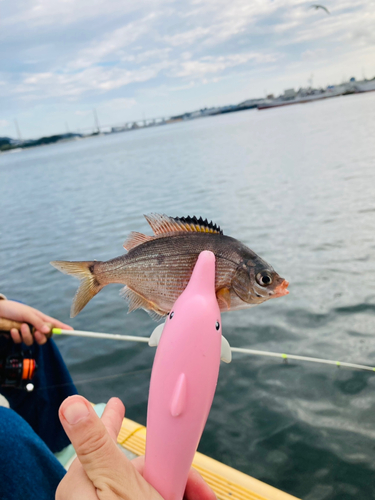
top-left (51, 214), bottom-right (289, 319)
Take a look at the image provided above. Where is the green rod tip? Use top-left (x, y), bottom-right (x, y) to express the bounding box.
top-left (52, 328), bottom-right (62, 334)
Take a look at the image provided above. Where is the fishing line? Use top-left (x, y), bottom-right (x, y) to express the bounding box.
top-left (34, 367), bottom-right (152, 391)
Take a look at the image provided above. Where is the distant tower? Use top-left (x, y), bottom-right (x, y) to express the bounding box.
top-left (65, 121), bottom-right (70, 134)
top-left (14, 119), bottom-right (22, 141)
top-left (93, 109), bottom-right (100, 133)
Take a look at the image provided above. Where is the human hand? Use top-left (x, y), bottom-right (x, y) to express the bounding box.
top-left (56, 395), bottom-right (217, 500)
top-left (0, 299), bottom-right (72, 346)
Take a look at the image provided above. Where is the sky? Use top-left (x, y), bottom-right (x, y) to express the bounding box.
top-left (1, 0), bottom-right (374, 139)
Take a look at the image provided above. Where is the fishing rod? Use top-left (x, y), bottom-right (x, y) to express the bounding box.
top-left (1, 319), bottom-right (374, 388)
top-left (53, 328), bottom-right (150, 343)
top-left (51, 327), bottom-right (375, 373)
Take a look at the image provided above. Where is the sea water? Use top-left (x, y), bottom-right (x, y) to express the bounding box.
top-left (1, 91), bottom-right (375, 500)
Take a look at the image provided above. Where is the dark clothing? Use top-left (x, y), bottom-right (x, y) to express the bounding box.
top-left (0, 406), bottom-right (66, 500)
top-left (0, 338), bottom-right (77, 499)
top-left (0, 337), bottom-right (77, 453)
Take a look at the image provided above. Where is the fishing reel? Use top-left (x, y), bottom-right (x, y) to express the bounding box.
top-left (0, 351), bottom-right (37, 391)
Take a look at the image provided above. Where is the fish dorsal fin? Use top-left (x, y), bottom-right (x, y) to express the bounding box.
top-left (123, 232), bottom-right (154, 250)
top-left (144, 214), bottom-right (223, 236)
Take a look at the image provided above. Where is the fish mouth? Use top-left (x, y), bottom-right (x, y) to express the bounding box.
top-left (273, 279), bottom-right (289, 298)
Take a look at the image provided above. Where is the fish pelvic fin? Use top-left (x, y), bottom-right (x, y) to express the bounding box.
top-left (144, 214), bottom-right (223, 236)
top-left (121, 286), bottom-right (168, 321)
top-left (50, 261), bottom-right (103, 317)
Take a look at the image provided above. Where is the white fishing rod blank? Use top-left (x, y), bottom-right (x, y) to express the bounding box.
top-left (52, 328), bottom-right (375, 373)
top-left (52, 328), bottom-right (149, 343)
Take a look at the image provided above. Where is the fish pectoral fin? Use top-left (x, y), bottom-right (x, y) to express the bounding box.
top-left (149, 322), bottom-right (166, 346)
top-left (221, 335), bottom-right (232, 363)
top-left (216, 287), bottom-right (231, 311)
top-left (123, 232), bottom-right (154, 251)
top-left (121, 286), bottom-right (168, 320)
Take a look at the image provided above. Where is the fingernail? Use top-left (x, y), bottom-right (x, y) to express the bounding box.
top-left (41, 325), bottom-right (50, 334)
top-left (63, 401), bottom-right (89, 425)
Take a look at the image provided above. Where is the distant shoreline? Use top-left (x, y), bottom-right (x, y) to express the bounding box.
top-left (2, 76), bottom-right (374, 154)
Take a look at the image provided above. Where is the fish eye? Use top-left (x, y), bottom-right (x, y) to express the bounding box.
top-left (170, 311), bottom-right (174, 319)
top-left (215, 321), bottom-right (220, 330)
top-left (256, 272), bottom-right (273, 286)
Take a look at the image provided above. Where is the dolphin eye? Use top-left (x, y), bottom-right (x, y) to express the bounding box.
top-left (215, 321), bottom-right (220, 330)
top-left (169, 311), bottom-right (174, 319)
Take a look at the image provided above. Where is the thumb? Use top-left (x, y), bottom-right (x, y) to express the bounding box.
top-left (59, 396), bottom-right (125, 482)
top-left (59, 395), bottom-right (161, 499)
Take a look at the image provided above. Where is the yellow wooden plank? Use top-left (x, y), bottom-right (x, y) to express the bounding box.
top-left (117, 417), bottom-right (300, 500)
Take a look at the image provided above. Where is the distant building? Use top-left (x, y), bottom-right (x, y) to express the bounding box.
top-left (283, 88), bottom-right (296, 99)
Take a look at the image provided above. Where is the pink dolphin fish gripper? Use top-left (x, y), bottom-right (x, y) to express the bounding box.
top-left (144, 250), bottom-right (232, 500)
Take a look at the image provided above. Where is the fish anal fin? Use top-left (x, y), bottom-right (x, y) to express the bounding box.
top-left (121, 286), bottom-right (168, 320)
top-left (123, 231), bottom-right (154, 250)
top-left (216, 287), bottom-right (231, 311)
top-left (144, 214), bottom-right (223, 236)
top-left (147, 308), bottom-right (168, 321)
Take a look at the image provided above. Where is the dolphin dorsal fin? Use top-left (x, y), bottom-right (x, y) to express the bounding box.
top-left (144, 214), bottom-right (223, 236)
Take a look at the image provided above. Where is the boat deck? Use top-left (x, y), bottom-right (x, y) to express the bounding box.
top-left (117, 415), bottom-right (300, 500)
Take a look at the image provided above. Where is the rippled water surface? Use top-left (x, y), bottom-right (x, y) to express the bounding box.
top-left (1, 92), bottom-right (375, 500)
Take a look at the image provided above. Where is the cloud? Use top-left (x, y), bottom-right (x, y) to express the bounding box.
top-left (12, 63), bottom-right (169, 100)
top-left (101, 97), bottom-right (137, 109)
top-left (70, 14), bottom-right (158, 70)
top-left (1, 0), bottom-right (375, 138)
top-left (2, 0), bottom-right (158, 28)
top-left (0, 119), bottom-right (10, 129)
top-left (302, 48), bottom-right (326, 60)
top-left (171, 52), bottom-right (278, 78)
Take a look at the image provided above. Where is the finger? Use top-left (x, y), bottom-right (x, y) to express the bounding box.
top-left (184, 467), bottom-right (217, 500)
top-left (33, 330), bottom-right (48, 345)
top-left (20, 323), bottom-right (34, 346)
top-left (56, 458), bottom-right (98, 500)
top-left (59, 396), bottom-right (127, 478)
top-left (10, 328), bottom-right (22, 344)
top-left (19, 309), bottom-right (52, 335)
top-left (100, 397), bottom-right (125, 442)
top-left (59, 396), bottom-right (162, 499)
top-left (131, 455), bottom-right (144, 472)
top-left (37, 312), bottom-right (73, 331)
top-left (131, 457), bottom-right (217, 500)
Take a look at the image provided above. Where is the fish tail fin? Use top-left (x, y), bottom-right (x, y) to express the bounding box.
top-left (50, 260), bottom-right (103, 317)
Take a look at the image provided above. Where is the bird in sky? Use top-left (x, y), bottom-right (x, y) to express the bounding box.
top-left (310, 4), bottom-right (330, 14)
